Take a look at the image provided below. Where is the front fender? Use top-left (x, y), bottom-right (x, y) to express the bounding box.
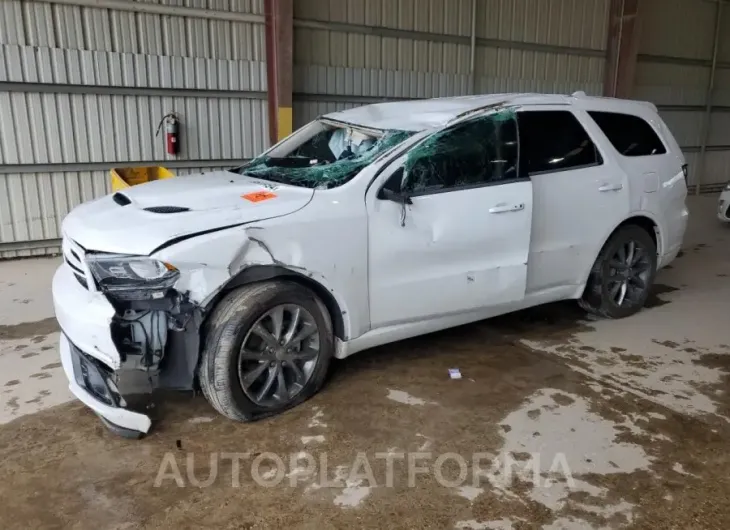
top-left (154, 225), bottom-right (354, 341)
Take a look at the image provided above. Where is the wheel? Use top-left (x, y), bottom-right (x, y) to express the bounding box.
top-left (199, 281), bottom-right (334, 422)
top-left (579, 225), bottom-right (657, 319)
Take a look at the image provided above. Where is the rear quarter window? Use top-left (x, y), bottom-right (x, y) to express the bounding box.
top-left (588, 111), bottom-right (667, 157)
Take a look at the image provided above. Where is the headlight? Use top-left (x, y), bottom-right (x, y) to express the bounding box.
top-left (86, 255), bottom-right (179, 292)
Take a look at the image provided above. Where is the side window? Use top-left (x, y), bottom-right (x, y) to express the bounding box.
top-left (588, 111), bottom-right (667, 156)
top-left (401, 111), bottom-right (519, 194)
top-left (517, 111), bottom-right (602, 175)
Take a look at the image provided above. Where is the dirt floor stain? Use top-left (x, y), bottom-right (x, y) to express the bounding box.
top-left (0, 324), bottom-right (727, 529)
top-left (24, 390), bottom-right (51, 405)
top-left (40, 363), bottom-right (62, 370)
top-left (0, 318), bottom-right (59, 340)
top-left (644, 284), bottom-right (679, 309)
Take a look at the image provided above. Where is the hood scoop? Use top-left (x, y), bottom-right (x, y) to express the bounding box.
top-left (144, 206), bottom-right (191, 214)
top-left (113, 192), bottom-right (131, 206)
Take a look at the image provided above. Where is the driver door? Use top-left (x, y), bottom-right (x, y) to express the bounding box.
top-left (366, 112), bottom-right (533, 329)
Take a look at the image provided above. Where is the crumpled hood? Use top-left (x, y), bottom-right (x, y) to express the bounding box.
top-left (62, 171), bottom-right (313, 255)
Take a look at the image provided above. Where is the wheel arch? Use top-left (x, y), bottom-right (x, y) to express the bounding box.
top-left (615, 214), bottom-right (661, 254)
top-left (211, 265), bottom-right (347, 340)
top-left (581, 213), bottom-right (662, 287)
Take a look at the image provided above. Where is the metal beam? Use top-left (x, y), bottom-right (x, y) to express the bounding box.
top-left (0, 82), bottom-right (266, 100)
top-left (604, 0), bottom-right (641, 98)
top-left (265, 0), bottom-right (278, 145)
top-left (265, 0), bottom-right (293, 144)
top-left (695, 0), bottom-right (724, 195)
top-left (0, 239), bottom-right (62, 254)
top-left (681, 145), bottom-right (730, 153)
top-left (33, 0), bottom-right (264, 23)
top-left (294, 19), bottom-right (606, 58)
top-left (469, 0), bottom-right (478, 94)
top-left (0, 159), bottom-right (248, 175)
top-left (638, 53), bottom-right (730, 69)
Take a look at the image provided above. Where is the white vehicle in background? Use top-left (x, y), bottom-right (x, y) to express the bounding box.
top-left (719, 183), bottom-right (730, 222)
top-left (52, 92), bottom-right (689, 438)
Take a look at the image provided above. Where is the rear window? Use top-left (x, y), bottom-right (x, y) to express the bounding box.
top-left (588, 111), bottom-right (667, 157)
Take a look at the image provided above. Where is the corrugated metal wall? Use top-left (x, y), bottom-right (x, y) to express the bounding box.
top-left (635, 0), bottom-right (728, 192)
top-left (0, 0), bottom-right (268, 257)
top-left (5, 0), bottom-right (719, 258)
top-left (292, 0), bottom-right (610, 128)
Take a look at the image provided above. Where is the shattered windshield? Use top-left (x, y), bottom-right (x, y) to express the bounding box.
top-left (236, 124), bottom-right (413, 189)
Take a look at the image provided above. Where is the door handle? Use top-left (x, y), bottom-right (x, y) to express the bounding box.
top-left (489, 203), bottom-right (525, 214)
top-left (599, 183), bottom-right (623, 192)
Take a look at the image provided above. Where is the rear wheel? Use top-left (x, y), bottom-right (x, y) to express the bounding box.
top-left (199, 281), bottom-right (334, 422)
top-left (579, 225), bottom-right (657, 319)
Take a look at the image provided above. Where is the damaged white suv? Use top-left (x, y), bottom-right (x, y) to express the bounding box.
top-left (53, 92), bottom-right (688, 438)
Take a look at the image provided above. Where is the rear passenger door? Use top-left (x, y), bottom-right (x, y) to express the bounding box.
top-left (587, 110), bottom-right (688, 262)
top-left (517, 107), bottom-right (630, 294)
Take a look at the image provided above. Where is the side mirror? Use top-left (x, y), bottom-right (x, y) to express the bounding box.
top-left (378, 167), bottom-right (412, 204)
top-left (378, 188), bottom-right (413, 205)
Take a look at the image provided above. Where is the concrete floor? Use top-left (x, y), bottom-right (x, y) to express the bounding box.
top-left (0, 196), bottom-right (728, 530)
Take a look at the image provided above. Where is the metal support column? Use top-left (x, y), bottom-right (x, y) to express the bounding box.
top-left (695, 0), bottom-right (724, 195)
top-left (264, 0), bottom-right (293, 145)
top-left (604, 0), bottom-right (641, 99)
top-left (469, 0), bottom-right (478, 95)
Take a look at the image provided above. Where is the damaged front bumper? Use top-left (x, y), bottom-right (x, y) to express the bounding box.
top-left (53, 263), bottom-right (193, 436)
top-left (59, 335), bottom-right (152, 435)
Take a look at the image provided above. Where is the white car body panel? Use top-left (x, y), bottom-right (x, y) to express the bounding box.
top-left (63, 171), bottom-right (314, 255)
top-left (522, 105), bottom-right (631, 293)
top-left (51, 92), bottom-right (690, 433)
top-left (367, 149), bottom-right (533, 328)
top-left (719, 187), bottom-right (730, 222)
top-left (59, 335), bottom-right (152, 433)
top-left (53, 264), bottom-right (119, 369)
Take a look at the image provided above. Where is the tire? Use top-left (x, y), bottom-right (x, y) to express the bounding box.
top-left (579, 225), bottom-right (658, 319)
top-left (199, 281), bottom-right (334, 422)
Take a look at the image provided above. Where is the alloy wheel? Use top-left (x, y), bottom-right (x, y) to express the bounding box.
top-left (606, 239), bottom-right (652, 307)
top-left (237, 304), bottom-right (320, 407)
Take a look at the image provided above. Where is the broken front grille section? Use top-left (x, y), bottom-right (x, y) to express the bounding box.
top-left (62, 237), bottom-right (92, 290)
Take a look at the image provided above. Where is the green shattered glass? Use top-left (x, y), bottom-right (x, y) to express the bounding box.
top-left (243, 130), bottom-right (413, 188)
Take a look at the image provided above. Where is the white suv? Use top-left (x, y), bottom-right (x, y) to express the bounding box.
top-left (52, 92), bottom-right (689, 437)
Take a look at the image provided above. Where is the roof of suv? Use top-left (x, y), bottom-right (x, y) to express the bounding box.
top-left (323, 92), bottom-right (658, 132)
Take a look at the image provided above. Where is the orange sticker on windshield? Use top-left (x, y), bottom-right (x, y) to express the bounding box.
top-left (242, 190), bottom-right (277, 203)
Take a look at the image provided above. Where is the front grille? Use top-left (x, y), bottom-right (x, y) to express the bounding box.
top-left (62, 237), bottom-right (93, 291)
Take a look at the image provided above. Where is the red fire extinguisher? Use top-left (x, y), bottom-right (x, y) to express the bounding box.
top-left (156, 112), bottom-right (180, 155)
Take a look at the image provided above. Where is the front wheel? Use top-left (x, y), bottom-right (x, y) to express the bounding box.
top-left (199, 281), bottom-right (334, 422)
top-left (579, 225), bottom-right (658, 319)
